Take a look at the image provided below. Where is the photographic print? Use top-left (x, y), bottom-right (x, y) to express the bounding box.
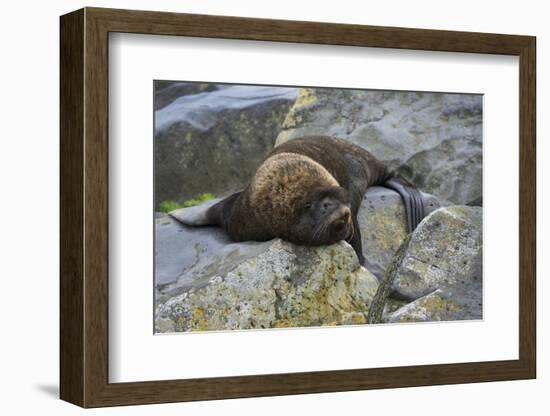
top-left (154, 82), bottom-right (483, 333)
top-left (60, 9), bottom-right (535, 406)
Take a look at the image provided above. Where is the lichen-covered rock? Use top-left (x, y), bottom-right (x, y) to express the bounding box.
top-left (155, 239), bottom-right (379, 332)
top-left (275, 88), bottom-right (482, 205)
top-left (385, 289), bottom-right (480, 323)
top-left (391, 206), bottom-right (482, 299)
top-left (358, 186), bottom-right (440, 281)
top-left (384, 206), bottom-right (482, 322)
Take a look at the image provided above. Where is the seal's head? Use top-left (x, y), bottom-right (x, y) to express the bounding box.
top-left (291, 185), bottom-right (353, 246)
top-left (251, 152), bottom-right (353, 246)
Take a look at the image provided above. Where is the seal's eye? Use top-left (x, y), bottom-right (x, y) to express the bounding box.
top-left (303, 203), bottom-right (312, 210)
top-left (320, 199), bottom-right (336, 214)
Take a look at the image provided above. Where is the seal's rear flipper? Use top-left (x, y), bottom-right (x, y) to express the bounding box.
top-left (169, 197), bottom-right (224, 226)
top-left (384, 176), bottom-right (425, 232)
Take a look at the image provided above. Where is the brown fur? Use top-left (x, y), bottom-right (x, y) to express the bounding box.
top-left (200, 135), bottom-right (423, 265)
top-left (250, 152), bottom-right (339, 236)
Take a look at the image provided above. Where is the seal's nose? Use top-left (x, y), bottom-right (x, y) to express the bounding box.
top-left (342, 207), bottom-right (351, 223)
top-left (333, 206), bottom-right (351, 227)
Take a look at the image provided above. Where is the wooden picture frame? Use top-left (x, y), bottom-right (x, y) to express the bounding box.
top-left (60, 7), bottom-right (536, 408)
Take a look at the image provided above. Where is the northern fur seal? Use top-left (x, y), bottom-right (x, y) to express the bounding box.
top-left (177, 136), bottom-right (425, 265)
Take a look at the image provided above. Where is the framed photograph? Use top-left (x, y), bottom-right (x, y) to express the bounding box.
top-left (60, 7), bottom-right (536, 408)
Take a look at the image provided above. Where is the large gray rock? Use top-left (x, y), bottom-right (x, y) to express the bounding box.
top-left (275, 88), bottom-right (482, 205)
top-left (385, 206), bottom-right (483, 322)
top-left (398, 136), bottom-right (482, 206)
top-left (155, 239), bottom-right (379, 332)
top-left (155, 214), bottom-right (232, 288)
top-left (154, 82), bottom-right (219, 111)
top-left (385, 289), bottom-right (481, 323)
top-left (154, 84), bottom-right (298, 209)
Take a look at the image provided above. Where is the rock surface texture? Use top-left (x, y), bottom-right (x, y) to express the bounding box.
top-left (275, 88), bottom-right (482, 206)
top-left (154, 84), bottom-right (297, 208)
top-left (154, 188), bottom-right (486, 332)
top-left (155, 195), bottom-right (482, 332)
top-left (385, 206), bottom-right (483, 322)
top-left (357, 187), bottom-right (440, 281)
top-left (156, 239), bottom-right (379, 332)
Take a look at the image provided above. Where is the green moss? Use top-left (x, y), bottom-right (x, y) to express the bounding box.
top-left (182, 192), bottom-right (215, 207)
top-left (158, 192), bottom-right (216, 212)
top-left (159, 200), bottom-right (182, 213)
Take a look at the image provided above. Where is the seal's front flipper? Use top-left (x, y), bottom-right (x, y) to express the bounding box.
top-left (348, 214), bottom-right (366, 266)
top-left (169, 197), bottom-right (225, 226)
top-left (384, 176), bottom-right (425, 232)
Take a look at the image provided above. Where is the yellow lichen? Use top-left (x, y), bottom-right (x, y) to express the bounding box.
top-left (351, 314), bottom-right (367, 325)
top-left (275, 130), bottom-right (292, 145)
top-left (362, 205), bottom-right (408, 253)
top-left (272, 319), bottom-right (294, 328)
top-left (396, 295), bottom-right (463, 323)
top-left (420, 296), bottom-right (461, 313)
top-left (294, 88), bottom-right (318, 108)
top-left (189, 307), bottom-right (208, 330)
top-left (276, 88), bottom-right (318, 144)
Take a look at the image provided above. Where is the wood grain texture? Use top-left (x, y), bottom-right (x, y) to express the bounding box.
top-left (83, 10), bottom-right (110, 406)
top-left (88, 7), bottom-right (532, 54)
top-left (518, 38), bottom-right (536, 376)
top-left (59, 8), bottom-right (84, 407)
top-left (59, 7), bottom-right (537, 408)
